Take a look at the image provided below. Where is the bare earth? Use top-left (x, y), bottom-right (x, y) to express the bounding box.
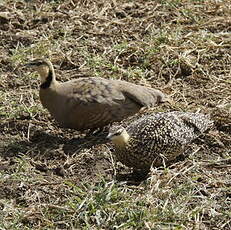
top-left (0, 0), bottom-right (230, 229)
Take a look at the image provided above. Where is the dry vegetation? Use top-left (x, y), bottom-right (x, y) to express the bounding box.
top-left (0, 0), bottom-right (231, 229)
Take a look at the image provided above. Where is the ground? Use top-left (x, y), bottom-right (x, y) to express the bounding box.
top-left (0, 0), bottom-right (230, 229)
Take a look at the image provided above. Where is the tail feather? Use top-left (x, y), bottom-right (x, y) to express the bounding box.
top-left (147, 88), bottom-right (172, 105)
top-left (178, 112), bottom-right (214, 133)
top-left (118, 80), bottom-right (168, 107)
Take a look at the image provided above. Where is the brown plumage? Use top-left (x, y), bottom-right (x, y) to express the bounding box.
top-left (107, 111), bottom-right (213, 172)
top-left (26, 58), bottom-right (169, 131)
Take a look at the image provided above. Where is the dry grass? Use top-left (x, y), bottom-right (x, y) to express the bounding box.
top-left (0, 0), bottom-right (230, 229)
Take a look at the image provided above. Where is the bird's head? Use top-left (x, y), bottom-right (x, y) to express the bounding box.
top-left (25, 58), bottom-right (54, 85)
top-left (107, 125), bottom-right (130, 146)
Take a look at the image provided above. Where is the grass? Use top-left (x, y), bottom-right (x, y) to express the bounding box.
top-left (0, 0), bottom-right (230, 229)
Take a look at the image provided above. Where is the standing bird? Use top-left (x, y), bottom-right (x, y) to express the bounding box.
top-left (25, 58), bottom-right (169, 131)
top-left (107, 111), bottom-right (213, 173)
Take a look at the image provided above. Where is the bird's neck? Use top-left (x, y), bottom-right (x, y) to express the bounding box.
top-left (39, 67), bottom-right (57, 89)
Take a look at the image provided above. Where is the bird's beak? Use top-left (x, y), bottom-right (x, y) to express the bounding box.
top-left (106, 133), bottom-right (112, 140)
top-left (24, 62), bottom-right (34, 67)
top-left (20, 62), bottom-right (34, 70)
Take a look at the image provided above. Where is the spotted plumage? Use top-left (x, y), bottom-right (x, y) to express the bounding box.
top-left (26, 58), bottom-right (170, 131)
top-left (107, 111), bottom-right (213, 172)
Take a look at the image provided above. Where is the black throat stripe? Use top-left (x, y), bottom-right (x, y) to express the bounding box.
top-left (40, 70), bottom-right (53, 89)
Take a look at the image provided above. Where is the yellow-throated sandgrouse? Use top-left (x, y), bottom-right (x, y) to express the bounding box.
top-left (26, 58), bottom-right (169, 131)
top-left (107, 111), bottom-right (213, 172)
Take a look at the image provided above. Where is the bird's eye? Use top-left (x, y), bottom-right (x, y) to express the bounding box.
top-left (114, 131), bottom-right (121, 136)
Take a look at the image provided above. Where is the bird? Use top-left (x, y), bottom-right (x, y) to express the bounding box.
top-left (25, 58), bottom-right (169, 131)
top-left (107, 111), bottom-right (213, 173)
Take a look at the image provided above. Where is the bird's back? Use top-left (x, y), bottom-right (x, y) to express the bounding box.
top-left (114, 111), bottom-right (213, 169)
top-left (40, 77), bottom-right (167, 130)
top-left (128, 111), bottom-right (213, 145)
